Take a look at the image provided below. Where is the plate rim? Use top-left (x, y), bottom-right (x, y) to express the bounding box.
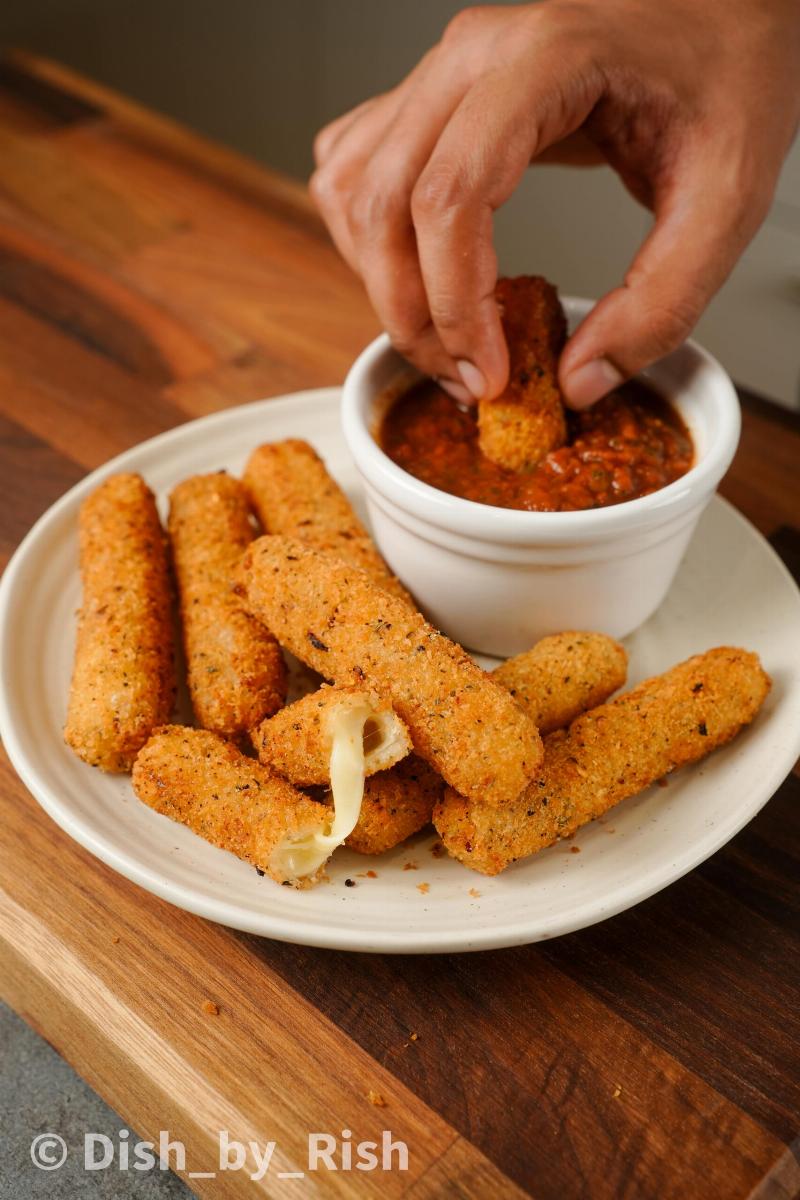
top-left (1, 388), bottom-right (799, 953)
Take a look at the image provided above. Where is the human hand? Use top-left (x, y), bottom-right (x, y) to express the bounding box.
top-left (311, 1), bottom-right (800, 408)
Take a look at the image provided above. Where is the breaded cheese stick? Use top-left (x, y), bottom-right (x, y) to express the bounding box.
top-left (478, 276), bottom-right (567, 472)
top-left (346, 632), bottom-right (627, 856)
top-left (236, 537), bottom-right (542, 805)
top-left (243, 439), bottom-right (411, 602)
top-left (132, 726), bottom-right (334, 887)
top-left (168, 473), bottom-right (286, 734)
top-left (251, 683), bottom-right (411, 785)
top-left (345, 756), bottom-right (443, 856)
top-left (64, 473), bottom-right (175, 772)
top-left (493, 631), bottom-right (627, 735)
top-left (434, 647), bottom-right (771, 875)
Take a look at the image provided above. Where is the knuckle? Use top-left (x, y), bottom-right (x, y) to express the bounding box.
top-left (385, 313), bottom-right (431, 359)
top-left (428, 299), bottom-right (464, 334)
top-left (388, 330), bottom-right (426, 359)
top-left (642, 295), bottom-right (700, 355)
top-left (411, 166), bottom-right (467, 222)
top-left (309, 165), bottom-right (348, 211)
top-left (442, 6), bottom-right (492, 44)
top-left (347, 179), bottom-right (406, 236)
top-left (312, 125), bottom-right (335, 166)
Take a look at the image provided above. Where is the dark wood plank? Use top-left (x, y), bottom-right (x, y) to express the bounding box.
top-left (0, 295), bottom-right (181, 467)
top-left (0, 412), bottom-right (84, 561)
top-left (0, 217), bottom-right (239, 380)
top-left (721, 401), bottom-right (800, 537)
top-left (0, 59), bottom-right (102, 129)
top-left (6, 50), bottom-right (330, 241)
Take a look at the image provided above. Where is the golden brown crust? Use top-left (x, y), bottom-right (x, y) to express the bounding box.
top-left (478, 276), bottom-right (567, 471)
top-left (64, 473), bottom-right (175, 772)
top-left (132, 725), bottom-right (329, 887)
top-left (346, 756), bottom-right (442, 855)
top-left (168, 473), bottom-right (286, 734)
top-left (434, 647), bottom-right (772, 875)
top-left (243, 439), bottom-right (412, 603)
top-left (493, 631), bottom-right (628, 735)
top-left (251, 683), bottom-right (411, 785)
top-left (236, 536), bottom-right (542, 805)
top-left (342, 632), bottom-right (627, 857)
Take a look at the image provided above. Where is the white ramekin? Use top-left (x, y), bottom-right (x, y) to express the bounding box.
top-left (341, 298), bottom-right (741, 657)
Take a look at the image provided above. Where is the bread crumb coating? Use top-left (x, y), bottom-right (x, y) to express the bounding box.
top-left (64, 473), bottom-right (175, 772)
top-left (132, 725), bottom-right (329, 887)
top-left (236, 536), bottom-right (542, 805)
top-left (478, 276), bottom-right (567, 472)
top-left (169, 473), bottom-right (287, 734)
top-left (243, 439), bottom-right (411, 602)
top-left (434, 647), bottom-right (771, 874)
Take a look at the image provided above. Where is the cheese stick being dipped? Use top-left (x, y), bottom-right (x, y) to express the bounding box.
top-left (345, 630), bottom-right (628, 856)
top-left (243, 439), bottom-right (411, 603)
top-left (434, 647), bottom-right (771, 875)
top-left (251, 683), bottom-right (411, 785)
top-left (64, 473), bottom-right (175, 772)
top-left (168, 473), bottom-right (286, 735)
top-left (235, 537), bottom-right (542, 806)
top-left (133, 725), bottom-right (361, 887)
top-left (478, 276), bottom-right (567, 472)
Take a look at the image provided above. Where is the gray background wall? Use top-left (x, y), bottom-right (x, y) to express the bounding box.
top-left (1, 0), bottom-right (798, 407)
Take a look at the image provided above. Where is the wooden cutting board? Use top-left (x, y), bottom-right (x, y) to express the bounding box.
top-left (0, 51), bottom-right (798, 1200)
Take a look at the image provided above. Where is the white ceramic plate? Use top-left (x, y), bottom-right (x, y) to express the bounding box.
top-left (1, 389), bottom-right (799, 954)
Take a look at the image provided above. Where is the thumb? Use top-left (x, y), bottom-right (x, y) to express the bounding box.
top-left (558, 162), bottom-right (767, 409)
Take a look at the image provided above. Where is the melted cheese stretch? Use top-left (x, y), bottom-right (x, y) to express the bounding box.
top-left (272, 702), bottom-right (372, 879)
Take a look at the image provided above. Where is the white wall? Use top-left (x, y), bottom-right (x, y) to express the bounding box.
top-left (2, 0), bottom-right (798, 406)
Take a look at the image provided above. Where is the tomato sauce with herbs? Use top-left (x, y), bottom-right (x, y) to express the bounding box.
top-left (380, 379), bottom-right (694, 512)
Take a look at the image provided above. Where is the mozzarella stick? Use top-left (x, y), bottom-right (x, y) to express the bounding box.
top-left (346, 632), bottom-right (627, 855)
top-left (132, 726), bottom-right (336, 887)
top-left (346, 756), bottom-right (442, 855)
top-left (478, 276), bottom-right (567, 472)
top-left (243, 439), bottom-right (411, 602)
top-left (251, 683), bottom-right (411, 785)
top-left (64, 473), bottom-right (175, 772)
top-left (236, 537), bottom-right (542, 805)
top-left (493, 631), bottom-right (627, 735)
top-left (434, 647), bottom-right (771, 875)
top-left (168, 473), bottom-right (286, 734)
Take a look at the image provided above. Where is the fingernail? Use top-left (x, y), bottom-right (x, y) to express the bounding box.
top-left (437, 377), bottom-right (475, 406)
top-left (562, 358), bottom-right (624, 410)
top-left (457, 359), bottom-right (487, 400)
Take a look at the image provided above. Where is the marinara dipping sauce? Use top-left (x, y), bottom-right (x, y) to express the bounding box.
top-left (380, 378), bottom-right (694, 513)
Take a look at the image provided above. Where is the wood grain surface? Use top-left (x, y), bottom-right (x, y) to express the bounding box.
top-left (0, 51), bottom-right (798, 1200)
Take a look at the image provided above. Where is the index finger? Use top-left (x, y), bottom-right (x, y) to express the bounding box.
top-left (412, 66), bottom-right (597, 399)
